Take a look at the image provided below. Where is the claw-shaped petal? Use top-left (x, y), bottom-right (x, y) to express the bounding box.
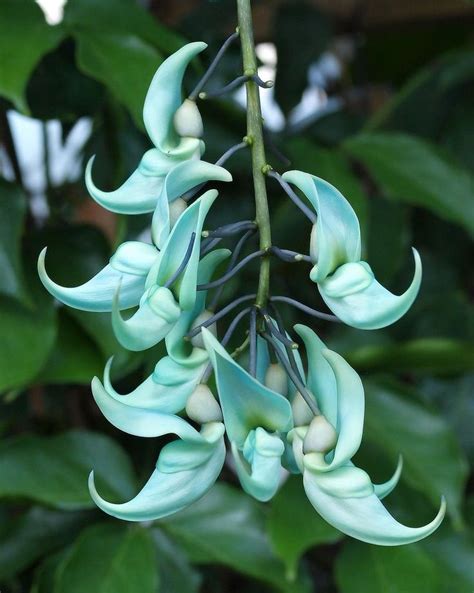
top-left (232, 428), bottom-right (285, 501)
top-left (303, 461), bottom-right (445, 545)
top-left (148, 189), bottom-right (219, 311)
top-left (373, 456), bottom-right (403, 500)
top-left (91, 357), bottom-right (206, 438)
top-left (38, 242), bottom-right (158, 312)
top-left (112, 285), bottom-right (181, 351)
top-left (202, 328), bottom-right (293, 447)
top-left (89, 421), bottom-right (225, 522)
top-left (143, 42), bottom-right (207, 151)
top-left (282, 170), bottom-right (361, 281)
top-left (319, 248), bottom-right (422, 330)
top-left (152, 160), bottom-right (232, 249)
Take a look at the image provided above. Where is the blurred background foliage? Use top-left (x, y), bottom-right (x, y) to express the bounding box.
top-left (0, 0), bottom-right (473, 591)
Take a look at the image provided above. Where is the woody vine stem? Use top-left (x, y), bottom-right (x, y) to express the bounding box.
top-left (237, 0), bottom-right (272, 308)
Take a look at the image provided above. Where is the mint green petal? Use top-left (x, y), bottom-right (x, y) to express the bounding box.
top-left (202, 328), bottom-right (293, 446)
top-left (311, 349), bottom-right (364, 472)
top-left (102, 356), bottom-right (205, 412)
top-left (37, 242), bottom-right (157, 312)
top-left (152, 160), bottom-right (232, 249)
top-left (91, 376), bottom-right (200, 440)
top-left (143, 42), bottom-right (207, 151)
top-left (89, 425), bottom-right (225, 522)
top-left (166, 249), bottom-right (230, 367)
top-left (294, 324), bottom-right (337, 426)
top-left (112, 286), bottom-right (181, 351)
top-left (232, 428), bottom-right (285, 501)
top-left (303, 465), bottom-right (446, 545)
top-left (282, 170), bottom-right (361, 281)
top-left (157, 422), bottom-right (225, 472)
top-left (373, 456), bottom-right (403, 500)
top-left (150, 190), bottom-right (219, 311)
top-left (319, 248), bottom-right (422, 330)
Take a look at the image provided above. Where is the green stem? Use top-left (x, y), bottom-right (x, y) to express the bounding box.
top-left (237, 0), bottom-right (271, 308)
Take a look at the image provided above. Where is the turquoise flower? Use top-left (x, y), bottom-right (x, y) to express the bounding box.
top-left (86, 42), bottom-right (209, 214)
top-left (91, 249), bottom-right (229, 438)
top-left (281, 170), bottom-right (422, 329)
top-left (38, 161), bottom-right (231, 313)
top-left (288, 324), bottom-right (446, 545)
top-left (203, 328), bottom-right (293, 501)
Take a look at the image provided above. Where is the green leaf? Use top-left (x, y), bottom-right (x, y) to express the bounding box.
top-left (344, 133), bottom-right (474, 238)
top-left (54, 523), bottom-right (158, 593)
top-left (0, 0), bottom-right (65, 112)
top-left (161, 483), bottom-right (308, 593)
top-left (38, 310), bottom-right (104, 385)
top-left (0, 295), bottom-right (56, 392)
top-left (151, 529), bottom-right (201, 593)
top-left (0, 430), bottom-right (136, 509)
top-left (0, 506), bottom-right (91, 580)
top-left (0, 180), bottom-right (28, 301)
top-left (347, 338), bottom-right (474, 375)
top-left (267, 476), bottom-right (341, 580)
top-left (75, 32), bottom-right (162, 127)
top-left (335, 540), bottom-right (442, 593)
top-left (274, 3), bottom-right (331, 114)
top-left (364, 381), bottom-right (469, 527)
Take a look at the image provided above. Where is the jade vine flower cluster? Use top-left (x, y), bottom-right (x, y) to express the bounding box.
top-left (38, 33), bottom-right (445, 548)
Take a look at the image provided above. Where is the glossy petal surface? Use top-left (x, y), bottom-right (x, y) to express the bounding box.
top-left (303, 463), bottom-right (446, 545)
top-left (89, 422), bottom-right (225, 521)
top-left (319, 249), bottom-right (422, 330)
top-left (282, 170), bottom-right (361, 281)
top-left (37, 242), bottom-right (158, 312)
top-left (203, 329), bottom-right (293, 446)
top-left (152, 161), bottom-right (232, 249)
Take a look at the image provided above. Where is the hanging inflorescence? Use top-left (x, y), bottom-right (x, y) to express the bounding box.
top-left (38, 29), bottom-right (445, 545)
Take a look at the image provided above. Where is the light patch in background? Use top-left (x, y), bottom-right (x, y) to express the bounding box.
top-left (36, 0), bottom-right (67, 25)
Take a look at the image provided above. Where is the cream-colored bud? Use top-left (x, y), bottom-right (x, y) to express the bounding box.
top-left (186, 384), bottom-right (223, 424)
top-left (292, 391), bottom-right (315, 427)
top-left (303, 415), bottom-right (337, 454)
top-left (173, 99), bottom-right (203, 138)
top-left (190, 310), bottom-right (215, 349)
top-left (309, 224), bottom-right (318, 262)
top-left (169, 198), bottom-right (187, 228)
top-left (265, 363), bottom-right (288, 395)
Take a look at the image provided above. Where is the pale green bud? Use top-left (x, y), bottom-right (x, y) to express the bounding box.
top-left (264, 363), bottom-right (288, 395)
top-left (169, 198), bottom-right (187, 229)
top-left (303, 414), bottom-right (337, 454)
top-left (173, 99), bottom-right (203, 138)
top-left (292, 391), bottom-right (315, 427)
top-left (186, 384), bottom-right (223, 424)
top-left (190, 310), bottom-right (215, 349)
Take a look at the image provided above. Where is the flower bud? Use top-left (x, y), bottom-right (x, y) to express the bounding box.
top-left (265, 363), bottom-right (288, 395)
top-left (186, 384), bottom-right (223, 424)
top-left (173, 99), bottom-right (203, 138)
top-left (309, 224), bottom-right (318, 262)
top-left (190, 310), bottom-right (215, 349)
top-left (303, 415), bottom-right (337, 454)
top-left (292, 391), bottom-right (315, 427)
top-left (169, 198), bottom-right (187, 228)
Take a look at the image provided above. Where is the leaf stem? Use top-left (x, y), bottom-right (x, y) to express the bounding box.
top-left (237, 0), bottom-right (272, 308)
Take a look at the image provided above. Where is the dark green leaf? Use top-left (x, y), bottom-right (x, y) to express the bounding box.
top-left (151, 529), bottom-right (201, 593)
top-left (344, 133), bottom-right (474, 237)
top-left (0, 180), bottom-right (28, 301)
top-left (274, 2), bottom-right (331, 114)
top-left (161, 483), bottom-right (308, 592)
top-left (38, 310), bottom-right (104, 385)
top-left (364, 381), bottom-right (469, 527)
top-left (0, 506), bottom-right (91, 580)
top-left (75, 32), bottom-right (162, 127)
top-left (0, 430), bottom-right (136, 509)
top-left (335, 540), bottom-right (442, 593)
top-left (54, 523), bottom-right (158, 593)
top-left (267, 476), bottom-right (341, 579)
top-left (0, 0), bottom-right (65, 112)
top-left (347, 338), bottom-right (474, 375)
